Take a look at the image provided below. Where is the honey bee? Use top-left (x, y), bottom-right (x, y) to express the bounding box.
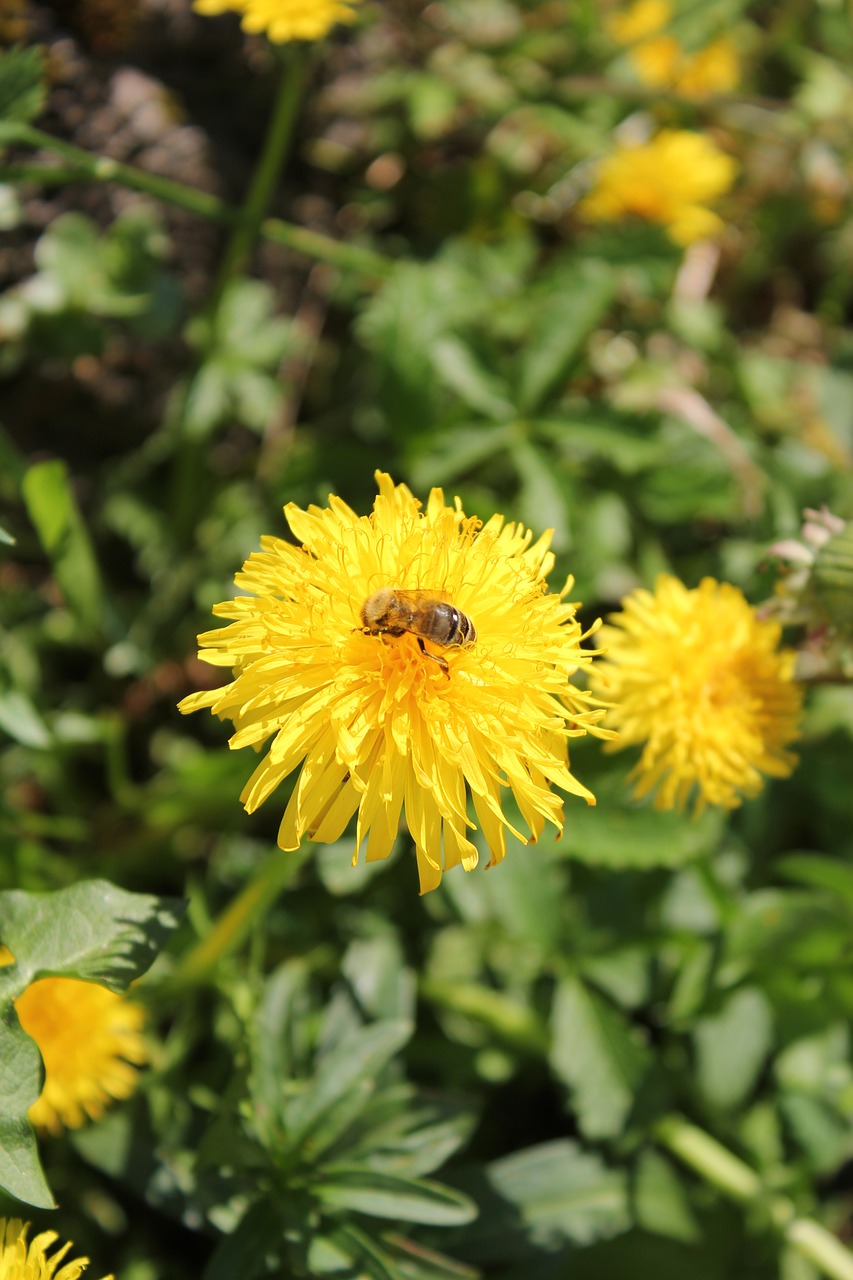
top-left (360, 587), bottom-right (477, 673)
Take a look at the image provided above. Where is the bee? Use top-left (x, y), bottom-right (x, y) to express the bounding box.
top-left (360, 587), bottom-right (477, 673)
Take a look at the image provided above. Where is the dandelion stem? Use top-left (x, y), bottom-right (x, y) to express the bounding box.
top-left (210, 48), bottom-right (304, 306)
top-left (655, 1115), bottom-right (853, 1280)
top-left (173, 847), bottom-right (313, 986)
top-left (0, 123), bottom-right (392, 281)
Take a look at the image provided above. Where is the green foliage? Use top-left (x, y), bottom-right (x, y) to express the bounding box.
top-left (3, 0), bottom-right (853, 1277)
top-left (0, 47), bottom-right (45, 127)
top-left (0, 881), bottom-right (183, 1209)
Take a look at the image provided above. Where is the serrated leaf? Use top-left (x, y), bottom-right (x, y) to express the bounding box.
top-left (0, 47), bottom-right (46, 126)
top-left (693, 987), bottom-right (773, 1112)
top-left (516, 261), bottom-right (617, 413)
top-left (456, 1139), bottom-right (629, 1262)
top-left (0, 1006), bottom-right (53, 1208)
top-left (315, 1167), bottom-right (477, 1226)
top-left (0, 880), bottom-right (185, 993)
top-left (21, 459), bottom-right (105, 635)
top-left (550, 975), bottom-right (648, 1140)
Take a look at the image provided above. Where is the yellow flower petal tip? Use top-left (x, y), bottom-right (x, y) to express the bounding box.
top-left (590, 574), bottom-right (804, 813)
top-left (179, 473), bottom-right (609, 893)
top-left (12, 976), bottom-right (148, 1135)
top-left (578, 129), bottom-right (738, 246)
top-left (193, 0), bottom-right (361, 43)
top-left (0, 1218), bottom-right (114, 1280)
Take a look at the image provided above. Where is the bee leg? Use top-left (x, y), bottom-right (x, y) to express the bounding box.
top-left (417, 637), bottom-right (450, 675)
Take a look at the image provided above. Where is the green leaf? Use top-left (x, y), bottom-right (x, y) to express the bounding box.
top-left (428, 336), bottom-right (516, 421)
top-left (0, 1005), bottom-right (54, 1209)
top-left (633, 1149), bottom-right (700, 1243)
top-left (777, 855), bottom-right (853, 913)
top-left (510, 438), bottom-right (571, 551)
top-left (457, 1139), bottom-right (630, 1262)
top-left (21, 459), bottom-right (105, 635)
top-left (0, 47), bottom-right (46, 126)
top-left (0, 521), bottom-right (15, 545)
top-left (202, 1201), bottom-right (285, 1280)
top-left (250, 960), bottom-right (313, 1132)
top-left (0, 879), bottom-right (185, 993)
top-left (378, 1231), bottom-right (478, 1280)
top-left (285, 1020), bottom-right (412, 1148)
top-left (0, 883), bottom-right (181, 1210)
top-left (0, 691), bottom-right (51, 748)
top-left (516, 261), bottom-right (617, 413)
top-left (315, 1167), bottom-right (477, 1226)
top-left (408, 423), bottom-right (515, 490)
top-left (550, 975), bottom-right (649, 1139)
top-left (693, 987), bottom-right (773, 1112)
top-left (558, 800), bottom-right (723, 869)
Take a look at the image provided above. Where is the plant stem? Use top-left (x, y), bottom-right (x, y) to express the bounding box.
top-left (0, 125), bottom-right (392, 282)
top-left (655, 1115), bottom-right (853, 1280)
top-left (172, 847), bottom-right (313, 987)
top-left (210, 48), bottom-right (305, 306)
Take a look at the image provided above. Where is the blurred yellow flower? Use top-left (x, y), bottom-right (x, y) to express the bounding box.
top-left (609, 0), bottom-right (740, 96)
top-left (1, 946), bottom-right (148, 1134)
top-left (578, 129), bottom-right (738, 245)
top-left (180, 473), bottom-right (610, 894)
top-left (675, 37), bottom-right (740, 95)
top-left (0, 1218), bottom-right (113, 1280)
top-left (607, 0), bottom-right (672, 43)
top-left (194, 0), bottom-right (360, 42)
top-left (591, 575), bottom-right (803, 812)
top-left (631, 35), bottom-right (681, 85)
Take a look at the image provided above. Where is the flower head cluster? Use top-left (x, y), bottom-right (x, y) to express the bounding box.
top-left (608, 0), bottom-right (740, 97)
top-left (591, 575), bottom-right (803, 812)
top-left (194, 0), bottom-right (360, 43)
top-left (579, 129), bottom-right (738, 245)
top-left (1, 949), bottom-right (148, 1134)
top-left (0, 1218), bottom-right (112, 1280)
top-left (180, 474), bottom-right (610, 893)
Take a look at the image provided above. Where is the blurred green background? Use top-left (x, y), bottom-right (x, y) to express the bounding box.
top-left (2, 0), bottom-right (853, 1276)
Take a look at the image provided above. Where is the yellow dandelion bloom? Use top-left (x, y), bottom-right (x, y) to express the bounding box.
top-left (179, 473), bottom-right (609, 894)
top-left (0, 1219), bottom-right (113, 1280)
top-left (631, 34), bottom-right (682, 86)
top-left (193, 0), bottom-right (360, 42)
top-left (578, 129), bottom-right (738, 246)
top-left (606, 0), bottom-right (672, 44)
top-left (675, 38), bottom-right (740, 96)
top-left (591, 575), bottom-right (803, 812)
top-left (9, 964), bottom-right (148, 1134)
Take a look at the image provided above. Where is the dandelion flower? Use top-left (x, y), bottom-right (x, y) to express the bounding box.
top-left (591, 575), bottom-right (803, 812)
top-left (0, 1218), bottom-right (113, 1280)
top-left (579, 129), bottom-right (738, 245)
top-left (179, 473), bottom-right (609, 894)
top-left (4, 950), bottom-right (148, 1134)
top-left (608, 0), bottom-right (740, 97)
top-left (193, 0), bottom-right (360, 43)
top-left (606, 0), bottom-right (672, 44)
